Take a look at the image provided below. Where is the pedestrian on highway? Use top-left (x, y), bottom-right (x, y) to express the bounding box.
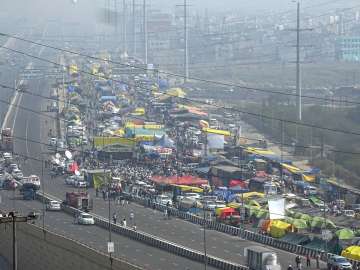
top-left (315, 254), bottom-right (320, 269)
top-left (130, 211), bottom-right (134, 224)
top-left (295, 255), bottom-right (301, 269)
top-left (122, 218), bottom-right (127, 227)
top-left (306, 254), bottom-right (311, 267)
top-left (112, 213), bottom-right (117, 224)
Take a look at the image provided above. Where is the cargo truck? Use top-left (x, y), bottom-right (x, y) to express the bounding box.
top-left (1, 128), bottom-right (13, 151)
top-left (245, 246), bottom-right (281, 270)
top-left (65, 192), bottom-right (93, 210)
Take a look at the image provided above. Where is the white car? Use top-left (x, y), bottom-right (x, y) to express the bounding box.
top-left (65, 176), bottom-right (75, 185)
top-left (74, 180), bottom-right (87, 188)
top-left (156, 195), bottom-right (173, 206)
top-left (46, 200), bottom-right (61, 211)
top-left (3, 152), bottom-right (12, 160)
top-left (77, 213), bottom-right (94, 225)
top-left (12, 169), bottom-right (23, 180)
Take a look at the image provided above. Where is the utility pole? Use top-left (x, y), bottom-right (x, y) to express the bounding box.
top-left (132, 0), bottom-right (136, 55)
top-left (143, 0), bottom-right (148, 65)
top-left (0, 212), bottom-right (38, 270)
top-left (184, 0), bottom-right (189, 82)
top-left (296, 0), bottom-right (301, 122)
top-left (123, 0), bottom-right (127, 53)
top-left (114, 0), bottom-right (118, 40)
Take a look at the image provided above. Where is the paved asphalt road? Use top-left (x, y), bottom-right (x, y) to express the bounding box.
top-left (0, 189), bottom-right (218, 270)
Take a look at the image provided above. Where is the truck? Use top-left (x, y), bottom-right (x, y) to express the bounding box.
top-left (1, 128), bottom-right (13, 151)
top-left (65, 192), bottom-right (93, 210)
top-left (245, 246), bottom-right (281, 270)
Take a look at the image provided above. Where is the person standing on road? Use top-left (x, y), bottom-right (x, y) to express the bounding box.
top-left (295, 255), bottom-right (301, 269)
top-left (130, 211), bottom-right (134, 224)
top-left (306, 254), bottom-right (311, 267)
top-left (112, 213), bottom-right (117, 224)
top-left (315, 254), bottom-right (320, 269)
top-left (122, 218), bottom-right (127, 227)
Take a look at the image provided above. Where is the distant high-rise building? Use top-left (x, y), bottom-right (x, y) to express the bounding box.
top-left (336, 36), bottom-right (360, 61)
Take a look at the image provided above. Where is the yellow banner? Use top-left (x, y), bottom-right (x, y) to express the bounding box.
top-left (93, 137), bottom-right (136, 147)
top-left (202, 128), bottom-right (231, 136)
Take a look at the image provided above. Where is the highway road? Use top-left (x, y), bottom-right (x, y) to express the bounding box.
top-left (0, 189), bottom-right (218, 270)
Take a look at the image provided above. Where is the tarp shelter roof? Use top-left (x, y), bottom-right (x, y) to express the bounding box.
top-left (336, 228), bottom-right (355, 240)
top-left (100, 96), bottom-right (117, 102)
top-left (150, 175), bottom-right (208, 186)
top-left (156, 135), bottom-right (175, 148)
top-left (194, 167), bottom-right (210, 174)
top-left (280, 233), bottom-right (310, 245)
top-left (203, 128), bottom-right (231, 136)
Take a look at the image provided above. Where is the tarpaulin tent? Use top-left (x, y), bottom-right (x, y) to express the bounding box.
top-left (270, 220), bottom-right (293, 238)
top-left (203, 128), bottom-right (231, 136)
top-left (281, 233), bottom-right (310, 245)
top-left (342, 246), bottom-right (360, 261)
top-left (150, 175), bottom-right (208, 186)
top-left (215, 207), bottom-right (237, 217)
top-left (229, 179), bottom-right (247, 188)
top-left (156, 135), bottom-right (175, 148)
top-left (311, 217), bottom-right (336, 229)
top-left (292, 219), bottom-right (309, 230)
top-left (336, 228), bottom-right (355, 240)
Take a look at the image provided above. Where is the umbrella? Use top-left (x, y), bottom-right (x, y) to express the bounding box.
top-left (292, 219), bottom-right (309, 229)
top-left (336, 228), bottom-right (355, 240)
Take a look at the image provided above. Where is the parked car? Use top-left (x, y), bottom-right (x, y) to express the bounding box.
top-left (65, 176), bottom-right (75, 185)
top-left (46, 200), bottom-right (61, 211)
top-left (156, 194), bottom-right (173, 206)
top-left (343, 209), bottom-right (355, 218)
top-left (74, 180), bottom-right (87, 188)
top-left (8, 163), bottom-right (18, 173)
top-left (12, 169), bottom-right (23, 180)
top-left (327, 255), bottom-right (352, 270)
top-left (77, 213), bottom-right (95, 225)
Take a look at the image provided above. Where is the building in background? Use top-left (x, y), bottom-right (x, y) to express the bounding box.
top-left (336, 36), bottom-right (360, 61)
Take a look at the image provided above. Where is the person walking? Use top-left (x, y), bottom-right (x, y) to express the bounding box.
top-left (130, 211), bottom-right (134, 225)
top-left (295, 255), bottom-right (301, 269)
top-left (112, 213), bottom-right (117, 224)
top-left (306, 254), bottom-right (311, 267)
top-left (315, 254), bottom-right (320, 269)
top-left (122, 218), bottom-right (127, 227)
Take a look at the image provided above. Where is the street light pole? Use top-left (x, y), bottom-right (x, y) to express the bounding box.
top-left (12, 216), bottom-right (17, 270)
top-left (203, 206), bottom-right (207, 270)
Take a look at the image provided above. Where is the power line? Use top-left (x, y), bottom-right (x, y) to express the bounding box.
top-left (2, 44), bottom-right (360, 139)
top-left (1, 33), bottom-right (358, 106)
